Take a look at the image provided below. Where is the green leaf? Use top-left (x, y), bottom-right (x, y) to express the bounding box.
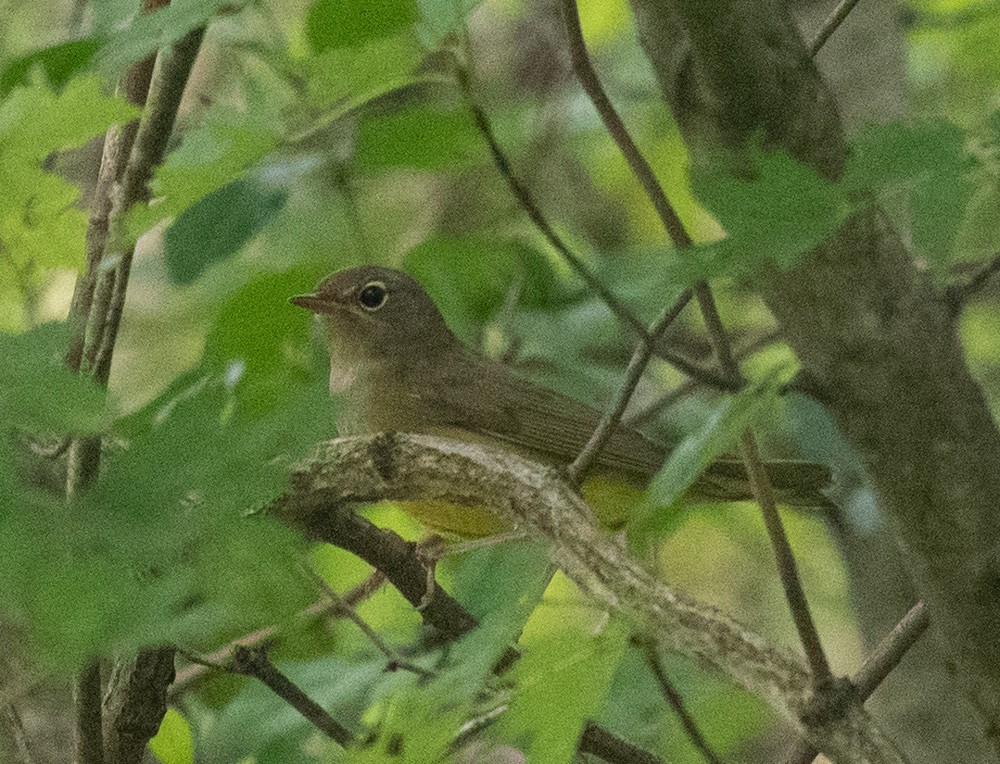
top-left (688, 147), bottom-right (856, 283)
top-left (149, 708), bottom-right (194, 764)
top-left (352, 542), bottom-right (552, 761)
top-left (846, 120), bottom-right (977, 271)
top-left (128, 105), bottom-right (282, 237)
top-left (299, 31), bottom-right (425, 129)
top-left (628, 378), bottom-right (782, 549)
top-left (95, 0), bottom-right (243, 76)
top-left (0, 273), bottom-right (333, 670)
top-left (201, 657), bottom-right (383, 761)
top-left (164, 178), bottom-right (287, 284)
top-left (355, 105), bottom-right (483, 172)
top-left (0, 38), bottom-right (103, 97)
top-left (203, 268), bottom-right (332, 416)
top-left (403, 234), bottom-right (563, 345)
top-left (499, 608), bottom-right (628, 763)
top-left (305, 0), bottom-right (418, 53)
top-left (0, 324), bottom-right (109, 434)
top-left (416, 0), bottom-right (486, 48)
top-left (0, 75), bottom-right (139, 283)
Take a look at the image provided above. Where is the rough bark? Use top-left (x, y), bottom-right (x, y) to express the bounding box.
top-left (271, 433), bottom-right (905, 764)
top-left (626, 0), bottom-right (1000, 755)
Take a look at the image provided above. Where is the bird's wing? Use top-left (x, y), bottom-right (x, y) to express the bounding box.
top-left (413, 354), bottom-right (665, 481)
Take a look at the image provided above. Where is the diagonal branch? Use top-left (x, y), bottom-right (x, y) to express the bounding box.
top-left (456, 65), bottom-right (651, 342)
top-left (785, 602), bottom-right (929, 764)
top-left (809, 0), bottom-right (868, 56)
top-left (229, 646), bottom-right (354, 747)
top-left (565, 291), bottom-right (691, 483)
top-left (637, 637), bottom-right (725, 764)
top-left (561, 0), bottom-right (832, 692)
top-left (270, 432), bottom-right (906, 764)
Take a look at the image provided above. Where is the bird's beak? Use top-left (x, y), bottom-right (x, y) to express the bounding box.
top-left (290, 293), bottom-right (339, 314)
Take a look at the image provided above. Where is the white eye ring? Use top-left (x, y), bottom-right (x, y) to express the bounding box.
top-left (358, 281), bottom-right (387, 311)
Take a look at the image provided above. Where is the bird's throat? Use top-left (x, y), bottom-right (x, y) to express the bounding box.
top-left (328, 359), bottom-right (358, 395)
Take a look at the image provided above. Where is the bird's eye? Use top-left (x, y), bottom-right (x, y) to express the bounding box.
top-left (358, 282), bottom-right (387, 310)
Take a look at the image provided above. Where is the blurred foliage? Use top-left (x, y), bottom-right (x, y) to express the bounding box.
top-left (0, 0), bottom-right (998, 761)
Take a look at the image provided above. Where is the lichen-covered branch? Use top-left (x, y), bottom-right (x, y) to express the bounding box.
top-left (269, 433), bottom-right (905, 764)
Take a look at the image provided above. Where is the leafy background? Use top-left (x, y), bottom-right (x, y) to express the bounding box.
top-left (1, 0), bottom-right (999, 762)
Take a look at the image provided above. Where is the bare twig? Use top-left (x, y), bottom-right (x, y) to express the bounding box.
top-left (785, 602), bottom-right (929, 764)
top-left (739, 428), bottom-right (832, 683)
top-left (638, 638), bottom-right (725, 764)
top-left (304, 567), bottom-right (434, 678)
top-left (579, 721), bottom-right (665, 764)
top-left (92, 24), bottom-right (206, 386)
top-left (66, 0), bottom-right (166, 373)
top-left (170, 571), bottom-right (387, 696)
top-left (945, 250), bottom-right (1000, 314)
top-left (559, 0), bottom-right (834, 698)
top-left (697, 285), bottom-right (832, 685)
top-left (560, 0), bottom-right (692, 250)
top-left (231, 646), bottom-right (354, 747)
top-left (62, 16), bottom-right (206, 764)
top-left (809, 0), bottom-right (868, 57)
top-left (455, 65), bottom-right (650, 342)
top-left (565, 290), bottom-right (691, 484)
top-left (626, 331), bottom-right (782, 428)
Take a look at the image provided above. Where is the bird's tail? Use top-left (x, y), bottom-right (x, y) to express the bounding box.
top-left (691, 457), bottom-right (834, 509)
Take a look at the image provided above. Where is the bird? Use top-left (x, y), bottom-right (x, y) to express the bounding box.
top-left (291, 264), bottom-right (829, 538)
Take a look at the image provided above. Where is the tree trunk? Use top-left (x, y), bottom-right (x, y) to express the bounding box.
top-left (626, 0), bottom-right (1000, 757)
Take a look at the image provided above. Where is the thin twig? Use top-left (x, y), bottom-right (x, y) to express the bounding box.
top-left (231, 646), bottom-right (355, 748)
top-left (738, 428), bottom-right (832, 683)
top-left (579, 721), bottom-right (666, 764)
top-left (560, 0), bottom-right (692, 250)
top-left (946, 250), bottom-right (1000, 314)
top-left (455, 66), bottom-right (650, 342)
top-left (638, 639), bottom-right (725, 764)
top-left (304, 567), bottom-right (435, 678)
top-left (696, 288), bottom-right (831, 683)
top-left (457, 61), bottom-right (738, 397)
top-left (565, 290), bottom-right (692, 484)
top-left (288, 505), bottom-right (671, 763)
top-left (559, 0), bottom-right (833, 691)
top-left (808, 0), bottom-right (867, 57)
top-left (785, 602), bottom-right (929, 764)
top-left (171, 570), bottom-right (387, 695)
top-left (627, 331), bottom-right (781, 428)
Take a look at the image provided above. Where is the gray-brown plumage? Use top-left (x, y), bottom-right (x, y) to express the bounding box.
top-left (291, 265), bottom-right (830, 526)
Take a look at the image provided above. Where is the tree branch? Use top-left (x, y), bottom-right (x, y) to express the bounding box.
top-left (561, 0), bottom-right (833, 698)
top-left (101, 648), bottom-right (176, 764)
top-left (637, 637), bottom-right (725, 764)
top-left (269, 433), bottom-right (905, 764)
top-left (785, 602), bottom-right (929, 764)
top-left (73, 665), bottom-right (105, 764)
top-left (566, 291), bottom-right (692, 483)
top-left (809, 0), bottom-right (868, 57)
top-left (170, 571), bottom-right (386, 696)
top-left (945, 250), bottom-right (1000, 314)
top-left (630, 0), bottom-right (1000, 751)
top-left (61, 16), bottom-right (207, 764)
top-left (229, 646), bottom-right (354, 748)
